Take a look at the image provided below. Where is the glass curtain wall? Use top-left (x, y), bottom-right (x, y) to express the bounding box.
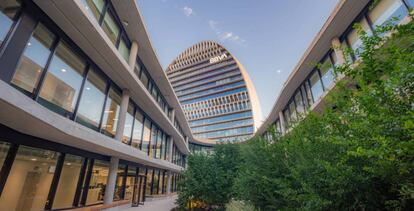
top-left (0, 0), bottom-right (21, 46)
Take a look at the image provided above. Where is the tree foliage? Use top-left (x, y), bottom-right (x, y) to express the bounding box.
top-left (178, 19), bottom-right (414, 210)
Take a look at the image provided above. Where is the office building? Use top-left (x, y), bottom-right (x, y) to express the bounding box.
top-left (0, 0), bottom-right (193, 209)
top-left (167, 41), bottom-right (262, 144)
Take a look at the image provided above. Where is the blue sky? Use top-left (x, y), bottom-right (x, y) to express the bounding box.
top-left (137, 0), bottom-right (339, 120)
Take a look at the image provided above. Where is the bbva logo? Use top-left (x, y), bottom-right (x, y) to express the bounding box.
top-left (209, 53), bottom-right (227, 63)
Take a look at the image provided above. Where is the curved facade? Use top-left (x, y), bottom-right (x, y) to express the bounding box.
top-left (255, 0), bottom-right (413, 138)
top-left (167, 41), bottom-right (262, 144)
top-left (0, 0), bottom-right (191, 209)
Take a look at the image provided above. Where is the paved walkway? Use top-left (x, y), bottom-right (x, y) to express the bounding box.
top-left (124, 195), bottom-right (178, 211)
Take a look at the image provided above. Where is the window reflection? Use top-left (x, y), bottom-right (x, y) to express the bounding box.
top-left (86, 160), bottom-right (109, 205)
top-left (122, 103), bottom-right (134, 145)
top-left (114, 164), bottom-right (126, 201)
top-left (12, 24), bottom-right (55, 95)
top-left (0, 142), bottom-right (11, 171)
top-left (76, 68), bottom-right (107, 130)
top-left (141, 118), bottom-right (151, 153)
top-left (38, 41), bottom-right (86, 117)
top-left (124, 166), bottom-right (136, 200)
top-left (101, 87), bottom-right (121, 137)
top-left (0, 146), bottom-right (59, 211)
top-left (80, 0), bottom-right (105, 22)
top-left (320, 57), bottom-right (335, 89)
top-left (309, 71), bottom-right (324, 101)
top-left (369, 0), bottom-right (408, 29)
top-left (131, 111), bottom-right (144, 149)
top-left (53, 154), bottom-right (84, 209)
top-left (118, 38), bottom-right (130, 62)
top-left (102, 10), bottom-right (120, 45)
top-left (347, 18), bottom-right (372, 59)
top-left (0, 0), bottom-right (21, 45)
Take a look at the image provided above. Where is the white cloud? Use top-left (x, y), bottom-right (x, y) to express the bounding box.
top-left (182, 6), bottom-right (194, 17)
top-left (208, 20), bottom-right (246, 46)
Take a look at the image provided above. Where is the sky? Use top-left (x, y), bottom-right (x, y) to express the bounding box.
top-left (137, 0), bottom-right (339, 121)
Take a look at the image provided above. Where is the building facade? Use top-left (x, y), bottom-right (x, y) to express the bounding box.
top-left (167, 41), bottom-right (262, 144)
top-left (0, 0), bottom-right (193, 210)
top-left (256, 0), bottom-right (413, 138)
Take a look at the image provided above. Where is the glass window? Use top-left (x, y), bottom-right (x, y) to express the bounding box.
top-left (156, 130), bottom-right (162, 159)
top-left (288, 101), bottom-right (297, 122)
top-left (118, 38), bottom-right (130, 62)
top-left (0, 0), bottom-right (21, 45)
top-left (158, 171), bottom-right (164, 194)
top-left (320, 57), bottom-right (335, 89)
top-left (165, 138), bottom-right (170, 161)
top-left (140, 70), bottom-right (149, 88)
top-left (369, 0), bottom-right (408, 29)
top-left (407, 0), bottom-right (414, 8)
top-left (145, 169), bottom-right (153, 196)
top-left (161, 134), bottom-right (166, 160)
top-left (122, 103), bottom-right (134, 145)
top-left (141, 118), bottom-right (151, 153)
top-left (124, 166), bottom-right (136, 200)
top-left (131, 111), bottom-right (144, 149)
top-left (101, 87), bottom-right (121, 137)
top-left (0, 146), bottom-right (59, 211)
top-left (152, 170), bottom-right (159, 195)
top-left (283, 108), bottom-right (291, 128)
top-left (294, 91), bottom-right (305, 114)
top-left (11, 24), bottom-right (56, 95)
top-left (347, 18), bottom-right (372, 59)
top-left (0, 142), bottom-right (11, 170)
top-left (102, 10), bottom-right (120, 45)
top-left (114, 164), bottom-right (126, 201)
top-left (150, 125), bottom-right (157, 158)
top-left (38, 41), bottom-right (87, 117)
top-left (80, 0), bottom-right (105, 22)
top-left (86, 159), bottom-right (109, 205)
top-left (53, 154), bottom-right (85, 209)
top-left (76, 68), bottom-right (107, 130)
top-left (309, 71), bottom-right (324, 101)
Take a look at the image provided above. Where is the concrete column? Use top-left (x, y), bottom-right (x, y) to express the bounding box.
top-left (104, 157), bottom-right (119, 204)
top-left (168, 137), bottom-right (174, 162)
top-left (331, 37), bottom-right (346, 65)
top-left (128, 41), bottom-right (139, 71)
top-left (166, 171), bottom-right (172, 194)
top-left (170, 109), bottom-right (176, 123)
top-left (278, 111), bottom-right (286, 135)
top-left (114, 89), bottom-right (130, 141)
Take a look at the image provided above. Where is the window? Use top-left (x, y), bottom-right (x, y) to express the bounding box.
top-left (346, 18), bottom-right (372, 59)
top-left (0, 0), bottom-right (21, 46)
top-left (320, 57), bottom-right (335, 89)
top-left (156, 130), bottom-right (162, 159)
top-left (11, 24), bottom-right (56, 95)
top-left (38, 41), bottom-right (87, 117)
top-left (145, 169), bottom-right (153, 196)
top-left (283, 108), bottom-right (291, 128)
top-left (141, 118), bottom-right (151, 153)
top-left (161, 134), bottom-right (167, 160)
top-left (407, 0), bottom-right (414, 8)
top-left (76, 68), bottom-right (107, 130)
top-left (114, 164), bottom-right (126, 201)
top-left (53, 154), bottom-right (85, 209)
top-left (294, 91), bottom-right (305, 114)
top-left (368, 0), bottom-right (408, 29)
top-left (131, 111), bottom-right (144, 149)
top-left (80, 0), bottom-right (105, 22)
top-left (101, 87), bottom-right (121, 137)
top-left (102, 10), bottom-right (120, 45)
top-left (309, 70), bottom-right (324, 101)
top-left (152, 170), bottom-right (159, 195)
top-left (140, 69), bottom-right (149, 88)
top-left (122, 103), bottom-right (134, 145)
top-left (124, 166), bottom-right (136, 200)
top-left (288, 101), bottom-right (297, 122)
top-left (86, 160), bottom-right (109, 205)
top-left (165, 138), bottom-right (170, 161)
top-left (118, 38), bottom-right (130, 62)
top-left (0, 146), bottom-right (60, 211)
top-left (150, 125), bottom-right (157, 158)
top-left (0, 142), bottom-right (11, 170)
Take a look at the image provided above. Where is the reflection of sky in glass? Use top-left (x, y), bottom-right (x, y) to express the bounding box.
top-left (310, 72), bottom-right (324, 101)
top-left (24, 37), bottom-right (51, 68)
top-left (47, 55), bottom-right (84, 109)
top-left (77, 80), bottom-right (106, 125)
top-left (0, 13), bottom-right (12, 41)
top-left (371, 1), bottom-right (407, 28)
